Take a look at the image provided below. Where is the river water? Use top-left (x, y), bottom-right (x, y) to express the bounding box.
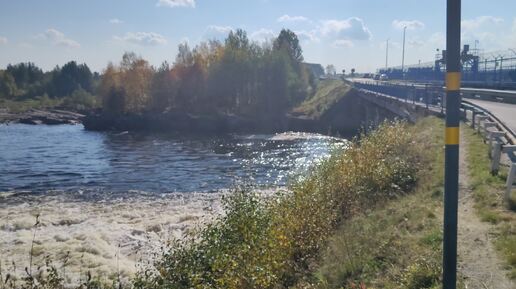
top-left (0, 124), bottom-right (346, 279)
top-left (0, 124), bottom-right (346, 195)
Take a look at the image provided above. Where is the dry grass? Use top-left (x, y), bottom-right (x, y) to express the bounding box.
top-left (1, 117), bottom-right (444, 289)
top-left (463, 125), bottom-right (516, 279)
top-left (301, 117), bottom-right (460, 289)
top-left (291, 80), bottom-right (351, 119)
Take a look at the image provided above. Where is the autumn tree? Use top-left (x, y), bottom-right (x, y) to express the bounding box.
top-left (98, 29), bottom-right (314, 117)
top-left (99, 63), bottom-right (123, 113)
top-left (120, 52), bottom-right (153, 112)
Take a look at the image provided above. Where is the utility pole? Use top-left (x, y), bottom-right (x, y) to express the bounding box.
top-left (385, 39), bottom-right (389, 70)
top-left (402, 26), bottom-right (407, 78)
top-left (500, 57), bottom-right (504, 84)
top-left (443, 0), bottom-right (461, 289)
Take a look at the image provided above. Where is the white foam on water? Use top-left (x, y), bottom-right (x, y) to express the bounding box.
top-left (269, 131), bottom-right (345, 141)
top-left (0, 192), bottom-right (226, 284)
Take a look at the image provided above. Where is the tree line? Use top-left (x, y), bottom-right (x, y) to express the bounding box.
top-left (101, 28), bottom-right (315, 118)
top-left (0, 29), bottom-right (316, 117)
top-left (0, 61), bottom-right (98, 98)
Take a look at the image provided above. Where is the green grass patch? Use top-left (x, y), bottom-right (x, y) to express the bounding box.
top-left (463, 124), bottom-right (516, 279)
top-left (132, 118), bottom-right (432, 289)
top-left (292, 79), bottom-right (351, 119)
top-left (306, 117), bottom-right (460, 289)
top-left (0, 89), bottom-right (99, 113)
top-left (0, 95), bottom-right (63, 113)
top-left (1, 117), bottom-right (455, 289)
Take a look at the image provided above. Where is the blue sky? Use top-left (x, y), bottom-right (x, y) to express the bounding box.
top-left (1, 0), bottom-right (515, 73)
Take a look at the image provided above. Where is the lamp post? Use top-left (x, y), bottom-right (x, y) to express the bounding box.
top-left (402, 26), bottom-right (407, 79)
top-left (385, 38), bottom-right (389, 70)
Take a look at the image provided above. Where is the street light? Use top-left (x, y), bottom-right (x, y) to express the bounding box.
top-left (402, 26), bottom-right (407, 79)
top-left (385, 38), bottom-right (389, 70)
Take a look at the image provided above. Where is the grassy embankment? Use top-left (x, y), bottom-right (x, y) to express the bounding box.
top-left (305, 117), bottom-right (452, 289)
top-left (132, 117), bottom-right (450, 289)
top-left (462, 124), bottom-right (516, 279)
top-left (1, 117), bottom-right (451, 289)
top-left (292, 79), bottom-right (351, 119)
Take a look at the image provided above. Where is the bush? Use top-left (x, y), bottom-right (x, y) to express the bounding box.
top-left (61, 88), bottom-right (99, 111)
top-left (134, 120), bottom-right (422, 289)
top-left (2, 120), bottom-right (425, 289)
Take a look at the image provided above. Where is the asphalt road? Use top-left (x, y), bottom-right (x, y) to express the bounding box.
top-left (465, 99), bottom-right (516, 134)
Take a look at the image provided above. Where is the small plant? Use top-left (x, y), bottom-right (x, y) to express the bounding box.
top-left (2, 119), bottom-right (434, 289)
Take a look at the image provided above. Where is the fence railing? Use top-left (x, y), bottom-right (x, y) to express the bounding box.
top-left (352, 80), bottom-right (516, 207)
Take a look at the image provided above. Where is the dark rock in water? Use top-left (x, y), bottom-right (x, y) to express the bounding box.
top-left (19, 118), bottom-right (43, 125)
top-left (1, 109), bottom-right (85, 125)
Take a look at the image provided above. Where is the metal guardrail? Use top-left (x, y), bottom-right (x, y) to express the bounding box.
top-left (462, 88), bottom-right (516, 104)
top-left (353, 80), bottom-right (516, 104)
top-left (352, 80), bottom-right (516, 206)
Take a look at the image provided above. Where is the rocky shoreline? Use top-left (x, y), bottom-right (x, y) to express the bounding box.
top-left (0, 108), bottom-right (85, 125)
top-left (82, 111), bottom-right (358, 136)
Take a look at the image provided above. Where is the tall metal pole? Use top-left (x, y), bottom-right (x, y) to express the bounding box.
top-left (500, 57), bottom-right (504, 84)
top-left (402, 26), bottom-right (407, 78)
top-left (443, 0), bottom-right (461, 289)
top-left (386, 39), bottom-right (389, 70)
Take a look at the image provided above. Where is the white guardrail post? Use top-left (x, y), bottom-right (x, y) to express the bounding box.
top-left (482, 122), bottom-right (497, 139)
top-left (475, 115), bottom-right (488, 134)
top-left (471, 109), bottom-right (478, 129)
top-left (502, 145), bottom-right (516, 205)
top-left (488, 131), bottom-right (505, 174)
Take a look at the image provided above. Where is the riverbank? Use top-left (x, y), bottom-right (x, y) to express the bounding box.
top-left (82, 80), bottom-right (407, 137)
top-left (1, 118), bottom-right (438, 288)
top-left (0, 108), bottom-right (84, 125)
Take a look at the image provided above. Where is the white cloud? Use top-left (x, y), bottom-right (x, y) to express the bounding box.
top-left (333, 39), bottom-right (354, 48)
top-left (156, 0), bottom-right (195, 8)
top-left (207, 25), bottom-right (233, 34)
top-left (250, 28), bottom-right (275, 42)
top-left (460, 16), bottom-right (504, 48)
top-left (320, 17), bottom-right (372, 41)
top-left (462, 16), bottom-right (503, 31)
top-left (114, 32), bottom-right (167, 46)
top-left (39, 28), bottom-right (80, 48)
top-left (109, 18), bottom-right (123, 24)
top-left (392, 19), bottom-right (425, 30)
top-left (277, 15), bottom-right (309, 23)
top-left (510, 18), bottom-right (516, 47)
top-left (203, 25), bottom-right (233, 40)
top-left (0, 36), bottom-right (7, 44)
top-left (295, 30), bottom-right (320, 43)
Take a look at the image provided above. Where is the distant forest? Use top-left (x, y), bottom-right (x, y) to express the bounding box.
top-left (0, 29), bottom-right (321, 117)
